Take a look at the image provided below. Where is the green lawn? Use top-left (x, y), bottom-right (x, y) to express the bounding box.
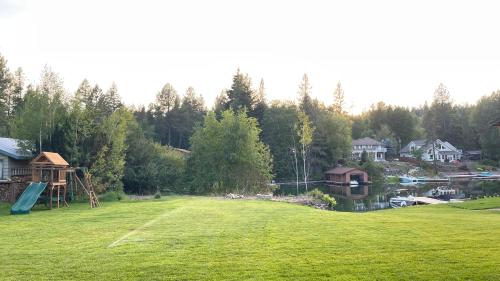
top-left (0, 197), bottom-right (499, 281)
top-left (450, 197), bottom-right (500, 210)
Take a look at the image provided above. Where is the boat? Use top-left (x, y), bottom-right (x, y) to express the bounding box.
top-left (399, 175), bottom-right (450, 185)
top-left (389, 196), bottom-right (416, 208)
top-left (472, 172), bottom-right (500, 180)
top-left (477, 172), bottom-right (495, 177)
top-left (399, 176), bottom-right (418, 185)
top-left (349, 180), bottom-right (359, 186)
top-left (427, 186), bottom-right (456, 197)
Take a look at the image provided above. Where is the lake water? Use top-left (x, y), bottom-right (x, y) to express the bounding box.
top-left (274, 180), bottom-right (500, 212)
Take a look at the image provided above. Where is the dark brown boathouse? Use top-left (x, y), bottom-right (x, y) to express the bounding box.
top-left (325, 167), bottom-right (369, 185)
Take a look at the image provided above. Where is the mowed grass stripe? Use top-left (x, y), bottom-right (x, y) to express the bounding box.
top-left (0, 197), bottom-right (499, 280)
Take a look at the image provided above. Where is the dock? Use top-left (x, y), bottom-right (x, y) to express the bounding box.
top-left (413, 197), bottom-right (448, 205)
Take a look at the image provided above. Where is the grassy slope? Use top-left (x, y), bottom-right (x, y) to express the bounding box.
top-left (0, 197), bottom-right (499, 281)
top-left (450, 197), bottom-right (500, 210)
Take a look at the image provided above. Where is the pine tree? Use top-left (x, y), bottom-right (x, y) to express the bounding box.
top-left (152, 83), bottom-right (180, 145)
top-left (0, 54), bottom-right (12, 135)
top-left (9, 68), bottom-right (25, 117)
top-left (250, 78), bottom-right (267, 125)
top-left (331, 81), bottom-right (345, 114)
top-left (298, 73), bottom-right (313, 116)
top-left (97, 82), bottom-right (122, 116)
top-left (214, 90), bottom-right (228, 117)
top-left (226, 69), bottom-right (255, 112)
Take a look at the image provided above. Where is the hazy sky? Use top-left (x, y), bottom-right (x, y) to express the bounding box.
top-left (1, 0), bottom-right (500, 113)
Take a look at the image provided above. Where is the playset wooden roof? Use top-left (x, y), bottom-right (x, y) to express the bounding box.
top-left (30, 152), bottom-right (69, 167)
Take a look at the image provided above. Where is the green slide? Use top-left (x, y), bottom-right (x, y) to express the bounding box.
top-left (10, 182), bottom-right (48, 215)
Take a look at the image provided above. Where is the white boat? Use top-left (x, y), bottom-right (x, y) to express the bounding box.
top-left (349, 180), bottom-right (359, 186)
top-left (431, 186), bottom-right (456, 196)
top-left (389, 196), bottom-right (416, 208)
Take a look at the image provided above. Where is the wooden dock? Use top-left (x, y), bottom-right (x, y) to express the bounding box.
top-left (413, 197), bottom-right (448, 205)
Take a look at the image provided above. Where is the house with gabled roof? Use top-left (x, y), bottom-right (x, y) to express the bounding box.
top-left (400, 139), bottom-right (462, 162)
top-left (351, 137), bottom-right (387, 161)
top-left (0, 137), bottom-right (33, 181)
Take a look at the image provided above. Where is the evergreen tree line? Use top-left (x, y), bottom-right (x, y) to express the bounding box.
top-left (0, 53), bottom-right (499, 195)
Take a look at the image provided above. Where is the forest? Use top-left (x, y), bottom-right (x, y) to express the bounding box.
top-left (1, 53), bottom-right (499, 196)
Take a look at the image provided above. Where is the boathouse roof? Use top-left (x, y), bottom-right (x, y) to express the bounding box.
top-left (325, 167), bottom-right (366, 175)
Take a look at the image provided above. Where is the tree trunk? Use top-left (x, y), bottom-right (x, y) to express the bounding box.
top-left (302, 142), bottom-right (308, 193)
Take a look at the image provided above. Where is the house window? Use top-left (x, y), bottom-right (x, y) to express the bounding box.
top-left (0, 160), bottom-right (3, 179)
top-left (430, 154), bottom-right (434, 160)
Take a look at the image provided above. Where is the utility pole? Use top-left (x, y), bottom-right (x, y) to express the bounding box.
top-left (292, 148), bottom-right (299, 196)
top-left (39, 126), bottom-right (42, 153)
top-left (302, 141), bottom-right (308, 193)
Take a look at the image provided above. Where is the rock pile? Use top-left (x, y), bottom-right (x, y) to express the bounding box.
top-left (256, 194), bottom-right (273, 200)
top-left (224, 193), bottom-right (244, 199)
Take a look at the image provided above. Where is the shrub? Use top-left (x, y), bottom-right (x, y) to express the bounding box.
top-left (99, 191), bottom-right (128, 202)
top-left (321, 194), bottom-right (337, 208)
top-left (307, 188), bottom-right (337, 209)
top-left (458, 165), bottom-right (468, 171)
top-left (154, 187), bottom-right (161, 199)
top-left (307, 188), bottom-right (324, 199)
top-left (483, 159), bottom-right (499, 167)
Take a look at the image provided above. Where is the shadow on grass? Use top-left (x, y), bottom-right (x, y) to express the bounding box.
top-left (0, 202), bottom-right (57, 216)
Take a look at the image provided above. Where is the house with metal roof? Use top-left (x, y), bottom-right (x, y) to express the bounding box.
top-left (351, 137), bottom-right (387, 161)
top-left (0, 137), bottom-right (33, 181)
top-left (400, 139), bottom-right (462, 162)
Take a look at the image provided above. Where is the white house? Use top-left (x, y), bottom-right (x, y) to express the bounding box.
top-left (400, 139), bottom-right (462, 162)
top-left (352, 137), bottom-right (387, 161)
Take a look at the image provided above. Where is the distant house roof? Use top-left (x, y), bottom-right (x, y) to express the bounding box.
top-left (0, 137), bottom-right (32, 160)
top-left (438, 151), bottom-right (461, 155)
top-left (400, 139), bottom-right (427, 153)
top-left (31, 152), bottom-right (69, 166)
top-left (352, 137), bottom-right (383, 146)
top-left (325, 167), bottom-right (366, 175)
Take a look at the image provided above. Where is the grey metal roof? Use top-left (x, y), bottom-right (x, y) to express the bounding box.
top-left (438, 151), bottom-right (461, 155)
top-left (352, 137), bottom-right (383, 146)
top-left (0, 137), bottom-right (33, 160)
top-left (412, 139), bottom-right (427, 146)
top-left (400, 139), bottom-right (427, 153)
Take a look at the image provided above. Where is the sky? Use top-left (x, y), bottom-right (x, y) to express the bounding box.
top-left (1, 0), bottom-right (500, 113)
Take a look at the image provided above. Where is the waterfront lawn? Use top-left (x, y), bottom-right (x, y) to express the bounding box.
top-left (0, 197), bottom-right (499, 280)
top-left (450, 196), bottom-right (500, 210)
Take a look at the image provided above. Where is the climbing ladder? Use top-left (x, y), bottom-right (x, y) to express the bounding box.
top-left (84, 173), bottom-right (100, 208)
top-left (73, 171), bottom-right (100, 208)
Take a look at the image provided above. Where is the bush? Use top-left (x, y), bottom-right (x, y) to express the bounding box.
top-left (154, 187), bottom-right (161, 199)
top-left (479, 159), bottom-right (499, 169)
top-left (307, 188), bottom-right (337, 209)
top-left (458, 165), bottom-right (469, 171)
top-left (307, 188), bottom-right (324, 199)
top-left (321, 194), bottom-right (337, 208)
top-left (99, 191), bottom-right (128, 202)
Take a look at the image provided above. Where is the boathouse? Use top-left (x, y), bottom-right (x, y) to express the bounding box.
top-left (492, 119), bottom-right (500, 127)
top-left (325, 167), bottom-right (368, 185)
